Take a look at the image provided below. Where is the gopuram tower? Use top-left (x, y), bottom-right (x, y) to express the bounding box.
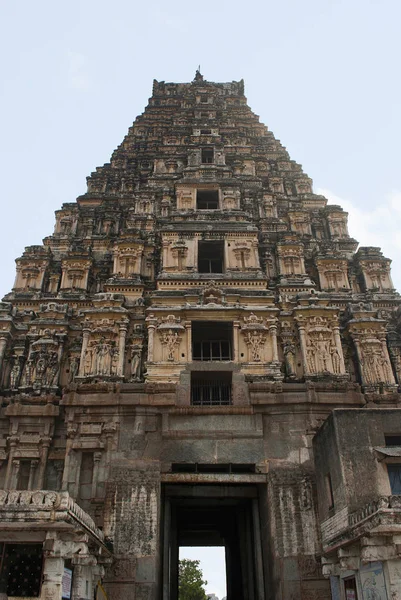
top-left (1, 72), bottom-right (401, 600)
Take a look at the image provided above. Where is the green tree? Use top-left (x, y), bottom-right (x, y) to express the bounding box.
top-left (178, 558), bottom-right (208, 600)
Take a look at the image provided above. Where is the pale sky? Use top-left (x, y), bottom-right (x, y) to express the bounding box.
top-left (1, 0), bottom-right (401, 593)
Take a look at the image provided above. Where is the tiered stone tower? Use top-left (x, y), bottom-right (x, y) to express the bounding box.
top-left (1, 72), bottom-right (401, 600)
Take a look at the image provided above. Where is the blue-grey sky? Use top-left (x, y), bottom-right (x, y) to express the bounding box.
top-left (1, 1), bottom-right (401, 593)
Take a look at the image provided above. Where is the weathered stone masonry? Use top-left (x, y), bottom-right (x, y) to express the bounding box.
top-left (1, 71), bottom-right (401, 599)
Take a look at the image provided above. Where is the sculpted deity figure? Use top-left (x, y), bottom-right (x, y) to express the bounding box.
top-left (315, 334), bottom-right (331, 372)
top-left (44, 352), bottom-right (59, 387)
top-left (95, 340), bottom-right (112, 376)
top-left (306, 347), bottom-right (316, 374)
top-left (330, 346), bottom-right (341, 374)
top-left (84, 348), bottom-right (93, 376)
top-left (68, 356), bottom-right (79, 383)
top-left (283, 343), bottom-right (297, 379)
top-left (165, 329), bottom-right (179, 361)
top-left (9, 357), bottom-right (21, 390)
top-left (246, 331), bottom-right (265, 362)
top-left (35, 354), bottom-right (47, 381)
top-left (130, 348), bottom-right (142, 381)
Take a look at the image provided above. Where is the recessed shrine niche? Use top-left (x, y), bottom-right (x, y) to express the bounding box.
top-left (13, 247), bottom-right (50, 292)
top-left (60, 257), bottom-right (92, 292)
top-left (294, 309), bottom-right (347, 378)
top-left (288, 211), bottom-right (312, 236)
top-left (112, 242), bottom-right (144, 279)
top-left (316, 257), bottom-right (350, 291)
top-left (277, 238), bottom-right (306, 277)
top-left (356, 248), bottom-right (394, 292)
top-left (326, 208), bottom-right (349, 239)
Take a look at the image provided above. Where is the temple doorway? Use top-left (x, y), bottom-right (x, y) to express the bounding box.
top-left (161, 484), bottom-right (266, 600)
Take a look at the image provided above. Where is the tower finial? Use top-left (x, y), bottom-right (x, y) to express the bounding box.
top-left (194, 66), bottom-right (204, 82)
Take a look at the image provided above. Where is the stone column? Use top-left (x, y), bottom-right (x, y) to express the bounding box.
top-left (185, 321), bottom-right (192, 362)
top-left (4, 436), bottom-right (18, 488)
top-left (386, 559), bottom-right (401, 600)
top-left (37, 437), bottom-right (51, 489)
top-left (298, 325), bottom-right (309, 376)
top-left (224, 240), bottom-right (230, 271)
top-left (117, 321), bottom-right (128, 377)
top-left (269, 323), bottom-right (279, 362)
top-left (333, 326), bottom-right (346, 374)
top-left (92, 452), bottom-right (102, 499)
top-left (162, 240), bottom-right (169, 271)
top-left (233, 321), bottom-right (240, 362)
top-left (146, 316), bottom-right (158, 362)
top-left (381, 337), bottom-right (396, 384)
top-left (41, 556), bottom-right (64, 600)
top-left (28, 460), bottom-right (38, 490)
top-left (78, 327), bottom-right (91, 377)
top-left (353, 338), bottom-right (364, 383)
top-left (10, 458), bottom-right (20, 489)
top-left (0, 336), bottom-right (8, 373)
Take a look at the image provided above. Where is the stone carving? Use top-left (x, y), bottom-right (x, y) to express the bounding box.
top-left (201, 280), bottom-right (224, 305)
top-left (283, 342), bottom-right (297, 379)
top-left (161, 330), bottom-right (180, 361)
top-left (130, 347), bottom-right (142, 381)
top-left (295, 313), bottom-right (346, 377)
top-left (349, 322), bottom-right (396, 388)
top-left (20, 332), bottom-right (63, 393)
top-left (9, 355), bottom-right (22, 389)
top-left (156, 315), bottom-right (184, 363)
top-left (68, 356), bottom-right (80, 383)
top-left (241, 313), bottom-right (276, 363)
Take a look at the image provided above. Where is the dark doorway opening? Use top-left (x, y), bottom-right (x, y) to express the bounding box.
top-left (197, 190), bottom-right (219, 210)
top-left (191, 372), bottom-right (232, 406)
top-left (201, 148), bottom-right (214, 164)
top-left (198, 241), bottom-right (224, 272)
top-left (192, 321), bottom-right (233, 361)
top-left (162, 484), bottom-right (265, 600)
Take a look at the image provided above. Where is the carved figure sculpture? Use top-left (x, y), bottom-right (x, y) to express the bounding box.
top-left (9, 357), bottom-right (21, 390)
top-left (245, 331), bottom-right (265, 362)
top-left (283, 343), bottom-right (297, 379)
top-left (95, 340), bottom-right (112, 376)
top-left (164, 330), bottom-right (179, 362)
top-left (68, 356), bottom-right (79, 383)
top-left (130, 349), bottom-right (142, 381)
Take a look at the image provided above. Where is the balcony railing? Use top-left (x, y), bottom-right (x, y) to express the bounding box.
top-left (191, 379), bottom-right (232, 406)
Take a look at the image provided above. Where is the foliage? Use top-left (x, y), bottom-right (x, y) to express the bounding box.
top-left (178, 558), bottom-right (208, 600)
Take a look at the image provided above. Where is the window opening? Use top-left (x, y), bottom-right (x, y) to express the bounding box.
top-left (200, 129), bottom-right (212, 135)
top-left (0, 543), bottom-right (43, 597)
top-left (200, 95), bottom-right (208, 103)
top-left (385, 435), bottom-right (401, 446)
top-left (343, 576), bottom-right (358, 600)
top-left (191, 372), bottom-right (232, 406)
top-left (192, 322), bottom-right (232, 361)
top-left (201, 148), bottom-right (214, 164)
top-left (179, 547), bottom-right (226, 600)
top-left (388, 464), bottom-right (401, 494)
top-left (44, 459), bottom-right (64, 491)
top-left (198, 241), bottom-right (224, 273)
top-left (17, 460), bottom-right (31, 491)
top-left (197, 190), bottom-right (219, 210)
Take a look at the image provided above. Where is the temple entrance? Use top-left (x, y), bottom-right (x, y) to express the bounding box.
top-left (162, 484), bottom-right (266, 600)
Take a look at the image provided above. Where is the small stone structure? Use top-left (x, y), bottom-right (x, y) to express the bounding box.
top-left (0, 72), bottom-right (400, 599)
